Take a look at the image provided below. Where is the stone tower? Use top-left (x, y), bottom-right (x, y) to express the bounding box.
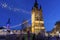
top-left (31, 0), bottom-right (45, 33)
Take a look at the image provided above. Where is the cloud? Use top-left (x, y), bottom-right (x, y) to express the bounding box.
top-left (0, 2), bottom-right (31, 28)
top-left (1, 3), bottom-right (7, 8)
top-left (13, 8), bottom-right (20, 12)
top-left (10, 19), bottom-right (31, 28)
top-left (0, 2), bottom-right (31, 14)
top-left (13, 8), bottom-right (31, 14)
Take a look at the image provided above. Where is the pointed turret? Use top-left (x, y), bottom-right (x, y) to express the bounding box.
top-left (40, 5), bottom-right (42, 11)
top-left (32, 0), bottom-right (38, 10)
top-left (6, 18), bottom-right (11, 30)
top-left (7, 18), bottom-right (10, 24)
top-left (34, 0), bottom-right (38, 8)
top-left (39, 5), bottom-right (43, 21)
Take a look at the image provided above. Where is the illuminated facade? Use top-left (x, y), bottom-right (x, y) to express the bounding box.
top-left (50, 21), bottom-right (60, 36)
top-left (31, 0), bottom-right (45, 33)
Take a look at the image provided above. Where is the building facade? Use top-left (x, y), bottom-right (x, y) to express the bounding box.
top-left (31, 0), bottom-right (45, 33)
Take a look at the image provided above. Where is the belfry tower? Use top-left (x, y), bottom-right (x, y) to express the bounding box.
top-left (31, 0), bottom-right (45, 33)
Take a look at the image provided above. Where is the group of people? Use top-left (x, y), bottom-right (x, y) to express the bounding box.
top-left (32, 33), bottom-right (60, 40)
top-left (9, 31), bottom-right (60, 40)
top-left (1, 30), bottom-right (60, 40)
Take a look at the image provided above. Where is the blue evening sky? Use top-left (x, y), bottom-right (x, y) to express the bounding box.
top-left (0, 0), bottom-right (60, 31)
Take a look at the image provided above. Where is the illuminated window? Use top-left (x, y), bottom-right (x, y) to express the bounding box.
top-left (35, 13), bottom-right (43, 21)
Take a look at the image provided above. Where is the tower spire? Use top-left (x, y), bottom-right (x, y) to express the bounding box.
top-left (6, 18), bottom-right (11, 30)
top-left (40, 5), bottom-right (42, 9)
top-left (7, 18), bottom-right (10, 24)
top-left (35, 0), bottom-right (37, 3)
top-left (39, 5), bottom-right (42, 12)
top-left (34, 0), bottom-right (38, 8)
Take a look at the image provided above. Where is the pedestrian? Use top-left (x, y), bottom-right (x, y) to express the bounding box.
top-left (27, 30), bottom-right (30, 40)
